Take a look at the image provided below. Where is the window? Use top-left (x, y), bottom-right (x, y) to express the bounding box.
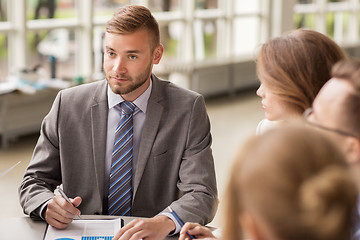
top-left (0, 35), bottom-right (8, 82)
top-left (294, 0), bottom-right (360, 45)
top-left (27, 0), bottom-right (77, 20)
top-left (3, 0), bottom-right (271, 84)
top-left (28, 29), bottom-right (77, 79)
top-left (0, 0), bottom-right (8, 82)
top-left (233, 0), bottom-right (264, 56)
top-left (93, 0), bottom-right (131, 18)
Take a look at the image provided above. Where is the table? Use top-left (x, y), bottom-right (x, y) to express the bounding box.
top-left (0, 216), bottom-right (178, 240)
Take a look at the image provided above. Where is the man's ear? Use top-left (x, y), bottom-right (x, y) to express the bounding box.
top-left (345, 137), bottom-right (360, 164)
top-left (153, 44), bottom-right (164, 64)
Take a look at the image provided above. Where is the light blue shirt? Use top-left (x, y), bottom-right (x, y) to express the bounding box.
top-left (105, 80), bottom-right (152, 182)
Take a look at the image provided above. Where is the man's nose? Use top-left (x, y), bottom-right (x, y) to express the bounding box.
top-left (113, 58), bottom-right (126, 73)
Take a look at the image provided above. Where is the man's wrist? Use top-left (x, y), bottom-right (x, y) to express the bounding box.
top-left (154, 214), bottom-right (176, 234)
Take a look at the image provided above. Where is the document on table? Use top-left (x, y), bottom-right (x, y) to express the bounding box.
top-left (44, 219), bottom-right (121, 240)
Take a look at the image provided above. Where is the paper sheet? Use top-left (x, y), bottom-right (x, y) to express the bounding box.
top-left (44, 219), bottom-right (121, 240)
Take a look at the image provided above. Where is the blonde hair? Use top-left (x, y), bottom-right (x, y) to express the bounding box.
top-left (106, 5), bottom-right (160, 51)
top-left (223, 125), bottom-right (357, 240)
top-left (257, 29), bottom-right (347, 114)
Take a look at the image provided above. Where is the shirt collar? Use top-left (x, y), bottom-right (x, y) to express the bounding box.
top-left (107, 78), bottom-right (152, 114)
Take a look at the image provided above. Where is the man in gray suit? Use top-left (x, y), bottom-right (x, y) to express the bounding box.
top-left (19, 5), bottom-right (218, 240)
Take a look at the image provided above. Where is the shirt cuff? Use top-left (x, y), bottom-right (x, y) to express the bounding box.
top-left (159, 212), bottom-right (181, 235)
top-left (35, 199), bottom-right (52, 220)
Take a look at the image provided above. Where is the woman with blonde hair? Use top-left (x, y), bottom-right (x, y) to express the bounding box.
top-left (180, 125), bottom-right (357, 240)
top-left (256, 29), bottom-right (347, 134)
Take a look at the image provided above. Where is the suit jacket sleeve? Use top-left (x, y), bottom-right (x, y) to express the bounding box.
top-left (169, 95), bottom-right (218, 225)
top-left (19, 80), bottom-right (108, 219)
top-left (18, 91), bottom-right (62, 219)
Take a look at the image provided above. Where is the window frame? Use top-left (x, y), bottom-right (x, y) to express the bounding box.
top-left (1, 0), bottom-right (275, 83)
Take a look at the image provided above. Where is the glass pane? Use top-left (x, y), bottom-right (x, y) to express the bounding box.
top-left (297, 0), bottom-right (314, 4)
top-left (326, 12), bottom-right (336, 38)
top-left (332, 11), bottom-right (348, 42)
top-left (93, 26), bottom-right (105, 80)
top-left (294, 13), bottom-right (315, 29)
top-left (94, 1), bottom-right (180, 16)
top-left (161, 21), bottom-right (180, 60)
top-left (194, 20), bottom-right (217, 59)
top-left (27, 0), bottom-right (77, 20)
top-left (148, 0), bottom-right (180, 12)
top-left (235, 0), bottom-right (261, 14)
top-left (27, 29), bottom-right (76, 81)
top-left (93, 0), bottom-right (132, 18)
top-left (233, 17), bottom-right (260, 55)
top-left (195, 0), bottom-right (218, 10)
top-left (203, 20), bottom-right (217, 58)
top-left (0, 34), bottom-right (8, 82)
top-left (358, 12), bottom-right (360, 36)
top-left (0, 0), bottom-right (7, 22)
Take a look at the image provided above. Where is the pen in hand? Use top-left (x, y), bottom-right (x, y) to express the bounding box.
top-left (56, 185), bottom-right (81, 219)
top-left (168, 207), bottom-right (195, 239)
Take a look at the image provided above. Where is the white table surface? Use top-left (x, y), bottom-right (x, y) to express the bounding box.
top-left (0, 215), bottom-right (178, 240)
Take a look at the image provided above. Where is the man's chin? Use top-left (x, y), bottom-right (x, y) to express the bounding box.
top-left (110, 84), bottom-right (133, 95)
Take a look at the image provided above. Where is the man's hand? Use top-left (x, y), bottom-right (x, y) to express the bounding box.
top-left (113, 215), bottom-right (176, 240)
top-left (179, 222), bottom-right (216, 240)
top-left (44, 195), bottom-right (82, 229)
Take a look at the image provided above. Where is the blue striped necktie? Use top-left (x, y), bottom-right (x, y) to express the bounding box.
top-left (108, 101), bottom-right (135, 216)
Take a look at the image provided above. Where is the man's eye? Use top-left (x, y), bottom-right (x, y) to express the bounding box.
top-left (129, 55), bottom-right (137, 60)
top-left (107, 51), bottom-right (115, 57)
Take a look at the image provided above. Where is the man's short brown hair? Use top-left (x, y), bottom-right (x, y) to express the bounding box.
top-left (106, 5), bottom-right (160, 51)
top-left (331, 59), bottom-right (360, 138)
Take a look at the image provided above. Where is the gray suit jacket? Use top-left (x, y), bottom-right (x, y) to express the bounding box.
top-left (19, 74), bottom-right (218, 225)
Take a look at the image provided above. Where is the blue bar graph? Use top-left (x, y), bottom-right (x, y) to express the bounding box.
top-left (81, 236), bottom-right (113, 240)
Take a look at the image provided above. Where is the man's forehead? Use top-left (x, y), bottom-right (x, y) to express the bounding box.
top-left (313, 78), bottom-right (352, 120)
top-left (104, 31), bottom-right (150, 53)
top-left (318, 78), bottom-right (352, 101)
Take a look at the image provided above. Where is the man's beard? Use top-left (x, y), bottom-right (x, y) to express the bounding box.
top-left (106, 62), bottom-right (152, 95)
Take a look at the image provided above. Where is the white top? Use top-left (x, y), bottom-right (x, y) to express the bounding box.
top-left (256, 118), bottom-right (280, 135)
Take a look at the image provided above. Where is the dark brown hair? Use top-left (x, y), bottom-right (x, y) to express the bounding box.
top-left (257, 29), bottom-right (347, 114)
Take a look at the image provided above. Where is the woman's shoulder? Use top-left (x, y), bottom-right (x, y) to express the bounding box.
top-left (256, 118), bottom-right (279, 135)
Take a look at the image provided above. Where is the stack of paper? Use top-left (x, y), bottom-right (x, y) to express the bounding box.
top-left (44, 219), bottom-right (121, 240)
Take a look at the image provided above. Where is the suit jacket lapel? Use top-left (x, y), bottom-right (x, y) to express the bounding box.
top-left (90, 80), bottom-right (108, 208)
top-left (134, 75), bottom-right (164, 196)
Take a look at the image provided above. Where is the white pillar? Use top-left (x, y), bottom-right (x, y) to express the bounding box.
top-left (347, 0), bottom-right (359, 43)
top-left (77, 0), bottom-right (94, 81)
top-left (218, 0), bottom-right (233, 58)
top-left (315, 0), bottom-right (327, 34)
top-left (260, 0), bottom-right (272, 43)
top-left (271, 0), bottom-right (296, 37)
top-left (8, 0), bottom-right (27, 76)
top-left (180, 0), bottom-right (195, 62)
